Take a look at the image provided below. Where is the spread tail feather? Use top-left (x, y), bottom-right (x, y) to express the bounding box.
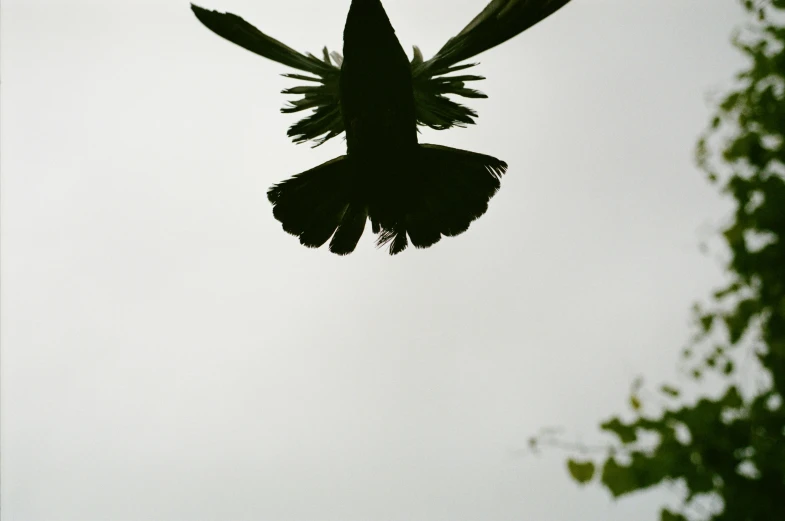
top-left (373, 144), bottom-right (507, 254)
top-left (267, 144), bottom-right (507, 256)
top-left (267, 156), bottom-right (367, 255)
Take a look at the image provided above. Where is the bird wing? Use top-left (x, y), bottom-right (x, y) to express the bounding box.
top-left (411, 0), bottom-right (573, 130)
top-left (192, 1), bottom-right (572, 145)
top-left (191, 4), bottom-right (343, 146)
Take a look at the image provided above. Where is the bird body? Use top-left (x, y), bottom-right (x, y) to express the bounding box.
top-left (191, 0), bottom-right (572, 254)
top-left (341, 0), bottom-right (417, 158)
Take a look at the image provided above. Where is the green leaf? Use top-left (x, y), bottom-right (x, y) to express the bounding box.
top-left (661, 508), bottom-right (689, 521)
top-left (725, 298), bottom-right (759, 343)
top-left (660, 385), bottom-right (680, 398)
top-left (720, 92), bottom-right (740, 111)
top-left (567, 459), bottom-right (595, 484)
top-left (601, 418), bottom-right (637, 444)
top-left (699, 314), bottom-right (714, 332)
top-left (721, 386), bottom-right (743, 409)
top-left (714, 281), bottom-right (742, 299)
top-left (601, 458), bottom-right (639, 497)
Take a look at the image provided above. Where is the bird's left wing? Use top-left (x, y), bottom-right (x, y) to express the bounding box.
top-left (411, 0), bottom-right (573, 131)
top-left (191, 4), bottom-right (344, 146)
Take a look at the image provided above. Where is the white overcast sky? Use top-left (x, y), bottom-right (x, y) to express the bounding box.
top-left (1, 0), bottom-right (748, 520)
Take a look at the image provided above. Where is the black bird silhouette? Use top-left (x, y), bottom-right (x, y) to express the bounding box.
top-left (191, 0), bottom-right (572, 255)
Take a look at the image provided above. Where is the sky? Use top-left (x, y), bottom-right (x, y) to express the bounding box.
top-left (1, 0), bottom-right (749, 520)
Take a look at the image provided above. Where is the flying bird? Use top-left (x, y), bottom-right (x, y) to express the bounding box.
top-left (191, 0), bottom-right (572, 255)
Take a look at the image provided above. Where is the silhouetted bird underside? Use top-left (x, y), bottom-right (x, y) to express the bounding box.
top-left (191, 0), bottom-right (572, 255)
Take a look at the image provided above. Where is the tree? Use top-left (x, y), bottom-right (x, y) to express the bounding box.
top-left (534, 2), bottom-right (785, 519)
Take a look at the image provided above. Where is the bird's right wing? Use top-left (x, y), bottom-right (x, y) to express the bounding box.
top-left (411, 0), bottom-right (573, 131)
top-left (191, 4), bottom-right (344, 146)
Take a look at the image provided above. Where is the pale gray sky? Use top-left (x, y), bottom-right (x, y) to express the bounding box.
top-left (1, 1), bottom-right (747, 520)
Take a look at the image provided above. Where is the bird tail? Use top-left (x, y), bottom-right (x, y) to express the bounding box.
top-left (372, 144), bottom-right (507, 255)
top-left (267, 155), bottom-right (368, 255)
top-left (267, 144), bottom-right (507, 256)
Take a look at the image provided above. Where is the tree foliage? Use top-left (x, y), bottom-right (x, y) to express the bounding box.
top-left (540, 2), bottom-right (785, 519)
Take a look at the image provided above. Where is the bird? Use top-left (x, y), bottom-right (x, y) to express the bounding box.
top-left (191, 0), bottom-right (572, 255)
